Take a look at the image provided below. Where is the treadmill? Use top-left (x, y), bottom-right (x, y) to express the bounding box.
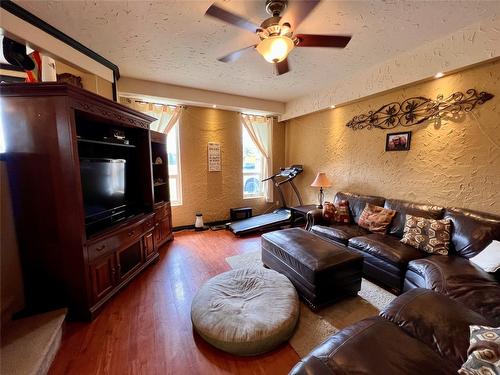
top-left (228, 165), bottom-right (303, 236)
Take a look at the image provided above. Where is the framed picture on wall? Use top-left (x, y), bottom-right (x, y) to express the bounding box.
top-left (385, 131), bottom-right (411, 151)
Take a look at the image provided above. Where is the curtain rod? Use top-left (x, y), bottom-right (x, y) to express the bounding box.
top-left (241, 113), bottom-right (274, 120)
top-left (127, 98), bottom-right (273, 119)
top-left (129, 99), bottom-right (183, 109)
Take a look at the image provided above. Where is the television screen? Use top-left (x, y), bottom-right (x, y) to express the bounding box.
top-left (80, 158), bottom-right (126, 219)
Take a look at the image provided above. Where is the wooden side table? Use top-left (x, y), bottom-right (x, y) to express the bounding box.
top-left (290, 204), bottom-right (319, 227)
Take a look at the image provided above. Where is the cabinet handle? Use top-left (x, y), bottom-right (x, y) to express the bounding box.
top-left (128, 230), bottom-right (135, 236)
top-left (96, 245), bottom-right (106, 251)
top-left (111, 267), bottom-right (116, 275)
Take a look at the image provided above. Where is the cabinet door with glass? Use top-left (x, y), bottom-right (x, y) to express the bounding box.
top-left (116, 240), bottom-right (143, 282)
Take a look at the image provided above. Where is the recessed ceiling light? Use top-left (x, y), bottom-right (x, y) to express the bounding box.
top-left (330, 105), bottom-right (336, 109)
top-left (434, 72), bottom-right (444, 78)
top-left (212, 104), bottom-right (217, 108)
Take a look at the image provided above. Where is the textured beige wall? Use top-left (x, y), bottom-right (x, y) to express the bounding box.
top-left (272, 120), bottom-right (286, 179)
top-left (56, 61), bottom-right (114, 100)
top-left (284, 60), bottom-right (500, 215)
top-left (173, 107), bottom-right (281, 227)
top-left (118, 77), bottom-right (284, 115)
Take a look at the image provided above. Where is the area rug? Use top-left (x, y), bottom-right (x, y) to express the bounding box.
top-left (226, 250), bottom-right (396, 357)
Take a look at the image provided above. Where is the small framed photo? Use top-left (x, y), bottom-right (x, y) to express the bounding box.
top-left (385, 131), bottom-right (411, 151)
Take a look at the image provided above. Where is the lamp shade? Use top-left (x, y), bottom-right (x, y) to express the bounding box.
top-left (310, 172), bottom-right (332, 188)
top-left (256, 36), bottom-right (294, 63)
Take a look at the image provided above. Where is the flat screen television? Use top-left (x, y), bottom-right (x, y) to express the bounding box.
top-left (80, 158), bottom-right (127, 221)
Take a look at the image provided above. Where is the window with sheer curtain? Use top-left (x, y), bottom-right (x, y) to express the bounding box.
top-left (241, 114), bottom-right (272, 201)
top-left (242, 125), bottom-right (265, 198)
top-left (119, 98), bottom-right (183, 206)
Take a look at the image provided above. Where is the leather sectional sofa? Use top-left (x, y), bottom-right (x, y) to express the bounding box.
top-left (290, 192), bottom-right (499, 374)
top-left (290, 288), bottom-right (495, 375)
top-left (306, 191), bottom-right (500, 324)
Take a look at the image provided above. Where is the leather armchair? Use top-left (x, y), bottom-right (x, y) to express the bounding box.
top-left (380, 288), bottom-right (491, 369)
top-left (290, 316), bottom-right (457, 375)
top-left (405, 255), bottom-right (500, 324)
top-left (289, 289), bottom-right (492, 375)
top-left (305, 209), bottom-right (325, 231)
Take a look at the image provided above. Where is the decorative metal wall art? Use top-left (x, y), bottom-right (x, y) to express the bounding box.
top-left (346, 89), bottom-right (494, 130)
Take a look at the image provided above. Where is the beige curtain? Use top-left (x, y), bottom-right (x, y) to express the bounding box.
top-left (241, 114), bottom-right (273, 202)
top-left (120, 98), bottom-right (182, 134)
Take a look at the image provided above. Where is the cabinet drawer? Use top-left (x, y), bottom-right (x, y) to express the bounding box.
top-left (87, 221), bottom-right (143, 262)
top-left (87, 238), bottom-right (114, 261)
top-left (154, 203), bottom-right (170, 220)
top-left (142, 217), bottom-right (155, 232)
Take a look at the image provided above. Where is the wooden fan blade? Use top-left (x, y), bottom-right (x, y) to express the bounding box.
top-left (276, 59), bottom-right (290, 75)
top-left (217, 45), bottom-right (256, 63)
top-left (205, 4), bottom-right (260, 33)
top-left (295, 34), bottom-right (351, 48)
top-left (280, 0), bottom-right (321, 29)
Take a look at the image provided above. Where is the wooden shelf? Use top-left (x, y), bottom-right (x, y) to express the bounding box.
top-left (77, 138), bottom-right (136, 148)
top-left (150, 130), bottom-right (172, 251)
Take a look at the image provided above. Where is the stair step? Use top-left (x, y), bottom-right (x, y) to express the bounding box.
top-left (1, 308), bottom-right (67, 375)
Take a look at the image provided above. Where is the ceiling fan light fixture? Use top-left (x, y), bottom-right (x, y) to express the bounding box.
top-left (256, 35), bottom-right (294, 63)
top-left (280, 23), bottom-right (292, 36)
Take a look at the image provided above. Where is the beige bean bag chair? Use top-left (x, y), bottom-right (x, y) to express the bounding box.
top-left (191, 267), bottom-right (299, 356)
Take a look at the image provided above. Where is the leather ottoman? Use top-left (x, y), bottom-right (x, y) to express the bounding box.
top-left (261, 228), bottom-right (363, 309)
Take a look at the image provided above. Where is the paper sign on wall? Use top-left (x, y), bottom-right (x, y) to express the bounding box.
top-left (208, 142), bottom-right (221, 172)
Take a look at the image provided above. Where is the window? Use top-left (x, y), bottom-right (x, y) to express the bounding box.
top-left (167, 122), bottom-right (182, 205)
top-left (242, 125), bottom-right (265, 198)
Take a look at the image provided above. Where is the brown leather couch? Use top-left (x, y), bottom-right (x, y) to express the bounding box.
top-left (306, 192), bottom-right (500, 324)
top-left (289, 288), bottom-right (494, 375)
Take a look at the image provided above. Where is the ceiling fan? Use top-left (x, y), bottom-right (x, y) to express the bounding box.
top-left (205, 0), bottom-right (351, 75)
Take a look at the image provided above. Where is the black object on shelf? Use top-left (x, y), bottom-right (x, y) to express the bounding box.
top-left (230, 207), bottom-right (252, 221)
top-left (77, 138), bottom-right (136, 148)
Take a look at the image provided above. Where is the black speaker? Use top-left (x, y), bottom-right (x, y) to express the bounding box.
top-left (2, 37), bottom-right (34, 70)
top-left (230, 207), bottom-right (252, 221)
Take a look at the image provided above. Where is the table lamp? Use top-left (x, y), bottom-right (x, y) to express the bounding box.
top-left (310, 172), bottom-right (332, 209)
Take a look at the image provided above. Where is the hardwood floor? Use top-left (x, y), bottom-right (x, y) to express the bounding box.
top-left (49, 230), bottom-right (300, 375)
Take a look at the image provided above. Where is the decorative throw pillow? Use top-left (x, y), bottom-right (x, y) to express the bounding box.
top-left (322, 200), bottom-right (350, 224)
top-left (458, 325), bottom-right (500, 375)
top-left (401, 215), bottom-right (451, 255)
top-left (469, 240), bottom-right (500, 273)
top-left (334, 200), bottom-right (351, 224)
top-left (357, 203), bottom-right (396, 233)
top-left (322, 202), bottom-right (337, 222)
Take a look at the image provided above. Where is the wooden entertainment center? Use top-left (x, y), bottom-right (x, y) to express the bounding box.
top-left (1, 83), bottom-right (173, 320)
top-left (150, 130), bottom-right (174, 248)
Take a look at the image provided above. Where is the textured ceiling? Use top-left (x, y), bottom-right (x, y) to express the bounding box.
top-left (14, 0), bottom-right (498, 102)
